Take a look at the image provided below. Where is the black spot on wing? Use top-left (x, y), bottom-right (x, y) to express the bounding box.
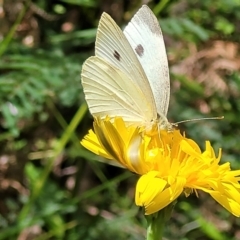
top-left (135, 44), bottom-right (144, 57)
top-left (113, 50), bottom-right (121, 61)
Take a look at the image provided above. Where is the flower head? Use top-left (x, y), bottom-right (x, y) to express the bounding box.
top-left (81, 117), bottom-right (240, 216)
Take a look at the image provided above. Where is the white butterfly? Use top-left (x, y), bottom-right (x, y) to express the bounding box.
top-left (81, 5), bottom-right (171, 130)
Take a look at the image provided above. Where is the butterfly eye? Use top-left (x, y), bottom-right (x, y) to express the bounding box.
top-left (113, 50), bottom-right (121, 61)
top-left (135, 44), bottom-right (144, 57)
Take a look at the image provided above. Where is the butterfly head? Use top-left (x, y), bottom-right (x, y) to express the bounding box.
top-left (157, 113), bottom-right (174, 132)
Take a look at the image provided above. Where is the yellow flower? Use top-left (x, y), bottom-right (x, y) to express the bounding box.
top-left (81, 117), bottom-right (240, 217)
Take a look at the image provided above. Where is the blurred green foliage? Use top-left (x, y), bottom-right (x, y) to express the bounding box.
top-left (0, 0), bottom-right (240, 239)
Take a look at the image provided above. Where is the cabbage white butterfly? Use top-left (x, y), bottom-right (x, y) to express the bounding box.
top-left (81, 5), bottom-right (171, 130)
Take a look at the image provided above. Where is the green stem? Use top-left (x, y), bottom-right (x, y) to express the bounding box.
top-left (146, 202), bottom-right (175, 240)
top-left (146, 212), bottom-right (164, 240)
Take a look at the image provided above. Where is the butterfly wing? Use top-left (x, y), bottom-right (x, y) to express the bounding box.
top-left (81, 56), bottom-right (155, 124)
top-left (124, 5), bottom-right (170, 117)
top-left (94, 12), bottom-right (157, 120)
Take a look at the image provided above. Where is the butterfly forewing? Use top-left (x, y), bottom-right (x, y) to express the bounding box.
top-left (81, 56), bottom-right (156, 124)
top-left (124, 5), bottom-right (170, 117)
top-left (95, 12), bottom-right (157, 119)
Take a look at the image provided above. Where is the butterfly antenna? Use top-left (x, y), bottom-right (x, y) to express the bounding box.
top-left (173, 116), bottom-right (224, 127)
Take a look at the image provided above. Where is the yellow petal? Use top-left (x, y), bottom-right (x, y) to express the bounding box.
top-left (136, 172), bottom-right (186, 215)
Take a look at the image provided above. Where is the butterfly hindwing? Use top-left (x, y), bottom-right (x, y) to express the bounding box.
top-left (81, 56), bottom-right (156, 124)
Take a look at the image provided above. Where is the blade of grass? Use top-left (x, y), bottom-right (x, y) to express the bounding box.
top-left (0, 1), bottom-right (30, 56)
top-left (153, 0), bottom-right (170, 15)
top-left (18, 103), bottom-right (88, 221)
